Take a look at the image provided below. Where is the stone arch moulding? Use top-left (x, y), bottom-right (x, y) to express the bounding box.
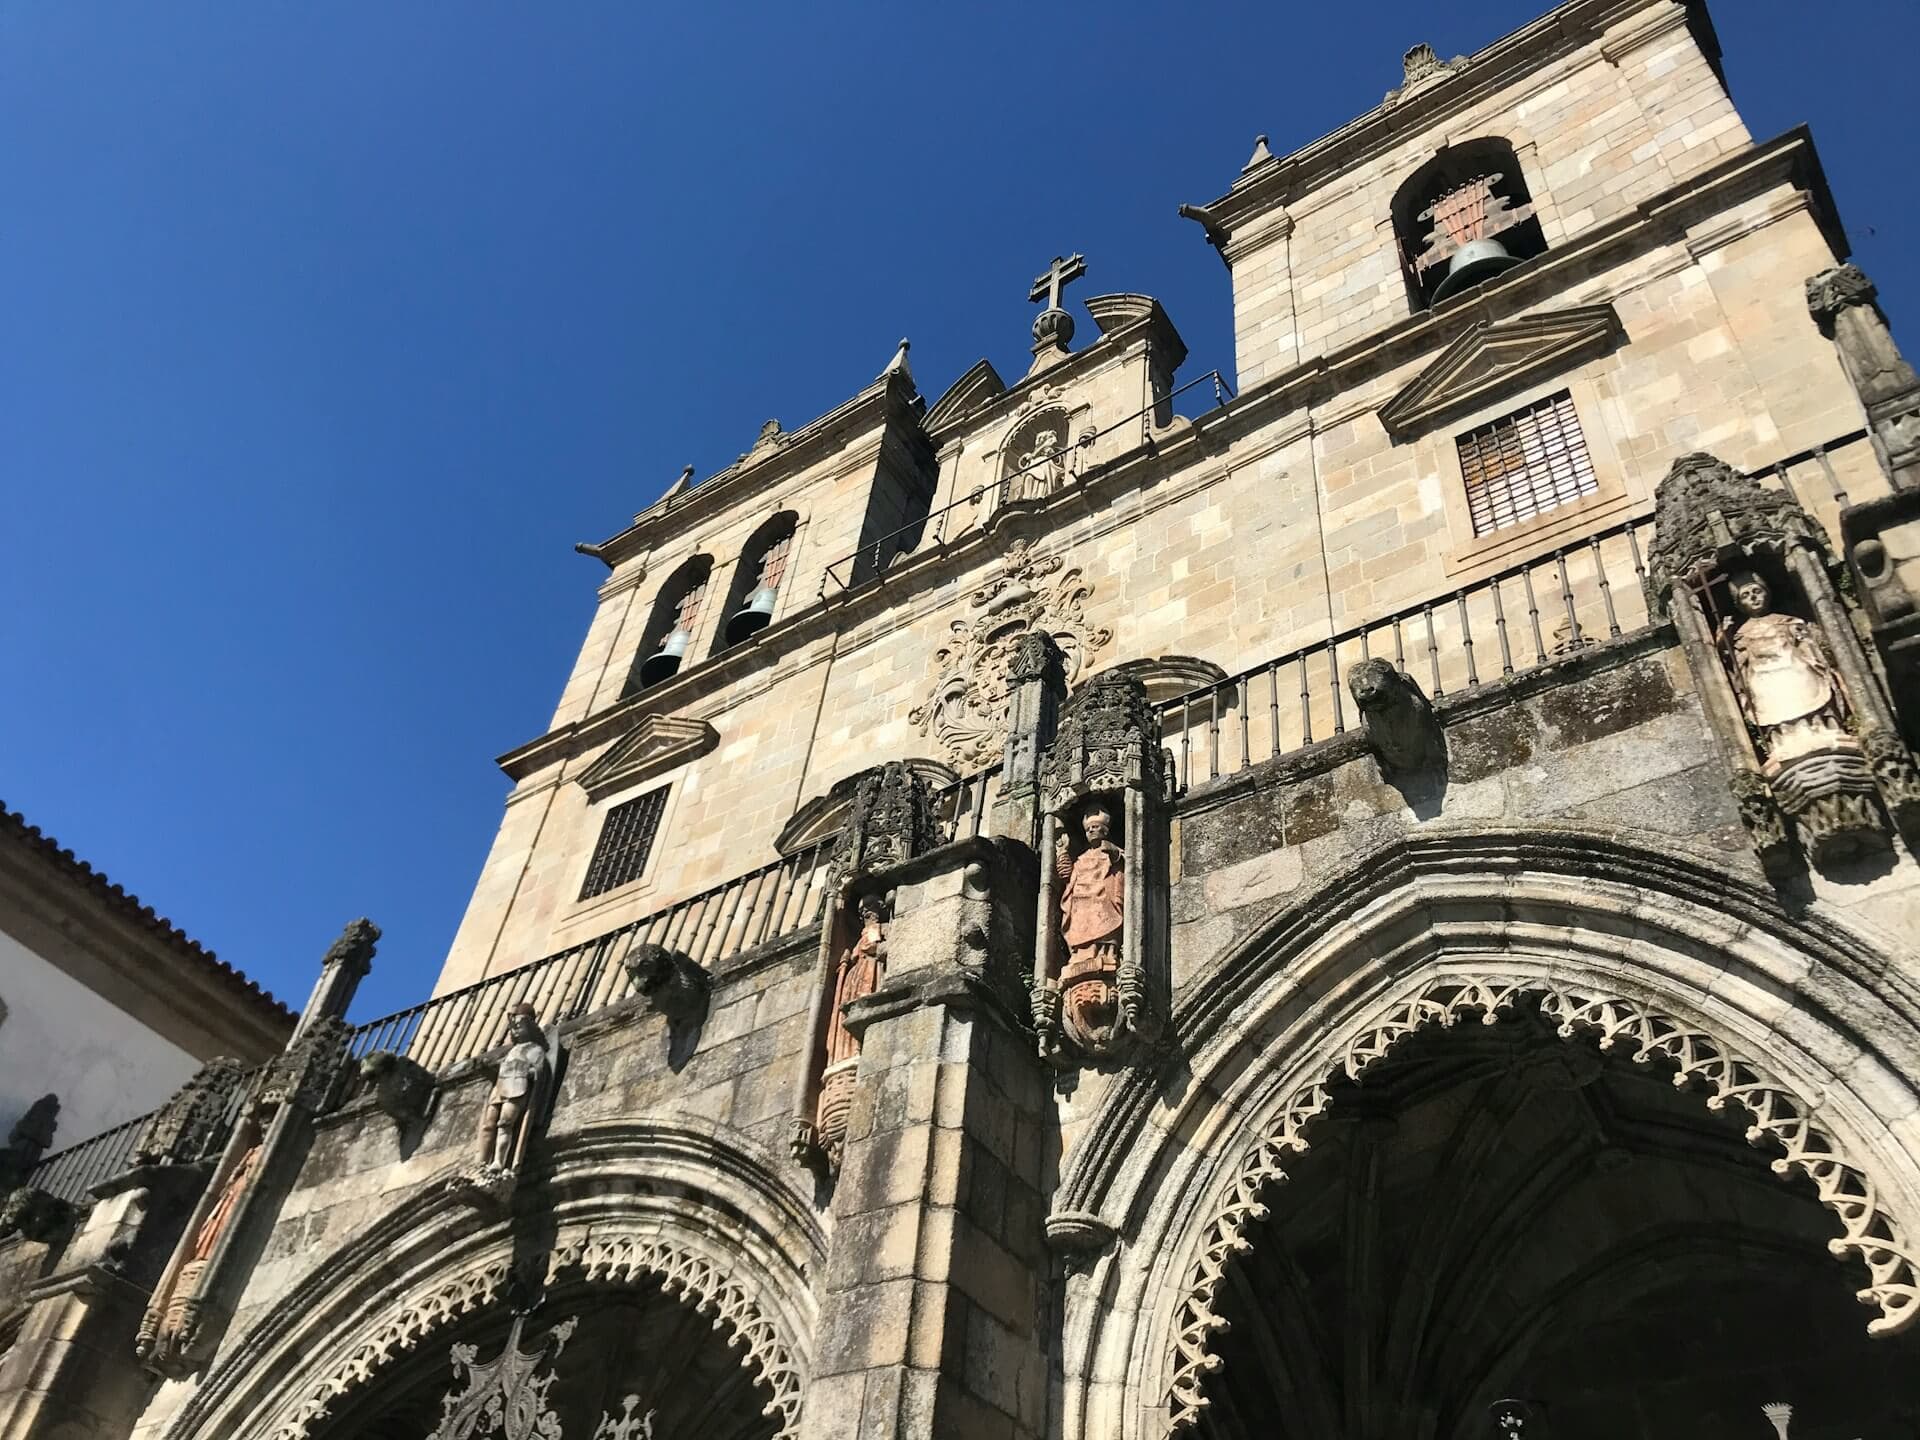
top-left (162, 1118), bottom-right (821, 1440)
top-left (1047, 827), bottom-right (1920, 1440)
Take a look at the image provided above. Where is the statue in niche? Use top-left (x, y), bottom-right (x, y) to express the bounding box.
top-left (809, 894), bottom-right (888, 1169)
top-left (1722, 571), bottom-right (1856, 768)
top-left (1012, 426), bottom-right (1066, 501)
top-left (139, 1131), bottom-right (264, 1367)
top-left (1055, 803), bottom-right (1125, 1051)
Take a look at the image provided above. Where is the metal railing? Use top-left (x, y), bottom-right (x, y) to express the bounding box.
top-left (24, 1113), bottom-right (151, 1207)
top-left (1159, 515), bottom-right (1657, 791)
top-left (347, 837), bottom-right (837, 1073)
top-left (822, 370), bottom-right (1235, 592)
top-left (22, 1066), bottom-right (263, 1209)
top-left (931, 765), bottom-right (1000, 843)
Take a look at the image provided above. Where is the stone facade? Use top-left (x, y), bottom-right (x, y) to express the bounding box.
top-left (8, 3), bottom-right (1920, 1437)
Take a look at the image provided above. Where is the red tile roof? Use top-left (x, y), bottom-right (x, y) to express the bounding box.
top-left (0, 801), bottom-right (294, 1027)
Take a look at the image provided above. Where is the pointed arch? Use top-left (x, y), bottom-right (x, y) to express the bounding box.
top-left (165, 1118), bottom-right (821, 1440)
top-left (1050, 827), bottom-right (1920, 1440)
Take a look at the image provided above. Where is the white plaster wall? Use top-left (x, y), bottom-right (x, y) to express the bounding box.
top-left (0, 929), bottom-right (200, 1149)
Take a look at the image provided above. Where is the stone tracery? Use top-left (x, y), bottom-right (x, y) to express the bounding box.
top-left (1160, 973), bottom-right (1920, 1433)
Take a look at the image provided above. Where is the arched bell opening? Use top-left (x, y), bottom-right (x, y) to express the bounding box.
top-left (713, 511), bottom-right (799, 656)
top-left (625, 555), bottom-right (715, 695)
top-left (1392, 138), bottom-right (1547, 312)
top-left (311, 1277), bottom-right (782, 1440)
top-left (1188, 1000), bottom-right (1920, 1440)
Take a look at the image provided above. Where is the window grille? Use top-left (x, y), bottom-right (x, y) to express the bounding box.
top-left (578, 788), bottom-right (669, 900)
top-left (756, 532), bottom-right (793, 590)
top-left (1457, 391), bottom-right (1598, 536)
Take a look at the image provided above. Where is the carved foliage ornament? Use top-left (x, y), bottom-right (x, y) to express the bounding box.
top-left (910, 540), bottom-right (1113, 771)
top-left (265, 1231), bottom-right (804, 1440)
top-left (1162, 975), bottom-right (1920, 1432)
top-left (132, 1058), bottom-right (251, 1168)
top-left (1806, 263), bottom-right (1878, 330)
top-left (428, 1312), bottom-right (576, 1440)
top-left (827, 760), bottom-right (940, 885)
top-left (1041, 667), bottom-right (1166, 813)
top-left (1644, 452), bottom-right (1827, 614)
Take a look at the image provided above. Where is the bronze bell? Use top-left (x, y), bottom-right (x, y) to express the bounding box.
top-left (724, 585), bottom-right (779, 645)
top-left (1432, 235), bottom-right (1524, 303)
top-left (638, 626), bottom-right (691, 687)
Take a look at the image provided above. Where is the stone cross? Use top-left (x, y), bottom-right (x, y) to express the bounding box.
top-left (1029, 253), bottom-right (1087, 313)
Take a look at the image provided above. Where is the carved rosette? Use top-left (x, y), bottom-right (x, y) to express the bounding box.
top-left (1034, 669), bottom-right (1169, 1065)
top-left (908, 540), bottom-right (1113, 771)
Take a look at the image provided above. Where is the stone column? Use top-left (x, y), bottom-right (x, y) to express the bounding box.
top-left (0, 1165), bottom-right (208, 1440)
top-left (1809, 263), bottom-right (1920, 738)
top-left (992, 631), bottom-right (1066, 851)
top-left (798, 837), bottom-right (1049, 1440)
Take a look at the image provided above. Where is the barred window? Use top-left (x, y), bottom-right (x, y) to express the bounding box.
top-left (579, 788), bottom-right (669, 900)
top-left (1456, 391), bottom-right (1599, 536)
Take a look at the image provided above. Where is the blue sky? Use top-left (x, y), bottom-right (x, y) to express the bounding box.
top-left (4, 2), bottom-right (1916, 1021)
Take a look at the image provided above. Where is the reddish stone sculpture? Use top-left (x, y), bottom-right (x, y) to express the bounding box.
top-left (1056, 805), bottom-right (1124, 1052)
top-left (813, 895), bottom-right (887, 1168)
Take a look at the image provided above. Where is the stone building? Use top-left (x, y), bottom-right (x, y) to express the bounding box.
top-left (0, 802), bottom-right (291, 1163)
top-left (8, 0), bottom-right (1920, 1435)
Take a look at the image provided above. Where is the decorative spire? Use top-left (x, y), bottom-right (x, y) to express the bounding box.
top-left (1241, 134), bottom-right (1273, 173)
top-left (659, 464), bottom-right (695, 504)
top-left (881, 336), bottom-right (913, 383)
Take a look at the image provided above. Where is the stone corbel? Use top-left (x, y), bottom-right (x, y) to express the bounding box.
top-left (1346, 658), bottom-right (1446, 776)
top-left (358, 1051), bottom-right (436, 1130)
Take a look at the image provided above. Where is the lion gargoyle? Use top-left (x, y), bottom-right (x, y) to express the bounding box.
top-left (1347, 658), bottom-right (1445, 776)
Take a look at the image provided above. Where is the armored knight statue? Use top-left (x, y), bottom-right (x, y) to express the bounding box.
top-left (1723, 571), bottom-right (1855, 768)
top-left (1056, 804), bottom-right (1126, 1052)
top-left (446, 1002), bottom-right (552, 1198)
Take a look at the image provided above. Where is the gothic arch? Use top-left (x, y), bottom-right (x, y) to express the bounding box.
top-left (1051, 827), bottom-right (1920, 1440)
top-left (165, 1118), bottom-right (821, 1440)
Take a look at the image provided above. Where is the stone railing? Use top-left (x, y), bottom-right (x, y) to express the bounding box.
top-left (1159, 514), bottom-right (1658, 790)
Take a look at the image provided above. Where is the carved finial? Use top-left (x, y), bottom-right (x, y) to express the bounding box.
top-left (1403, 42), bottom-right (1442, 83)
top-left (322, 917), bottom-right (381, 978)
top-left (881, 336), bottom-right (913, 382)
top-left (1762, 1402), bottom-right (1793, 1440)
top-left (1806, 263), bottom-right (1877, 331)
top-left (659, 464), bottom-right (695, 504)
top-left (1241, 134), bottom-right (1273, 172)
top-left (1028, 253), bottom-right (1088, 359)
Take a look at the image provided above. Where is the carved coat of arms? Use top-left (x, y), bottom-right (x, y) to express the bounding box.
top-left (908, 540), bottom-right (1112, 770)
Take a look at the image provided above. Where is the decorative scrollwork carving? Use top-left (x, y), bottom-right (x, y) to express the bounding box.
top-left (1161, 974), bottom-right (1920, 1432)
top-left (908, 540), bottom-right (1112, 771)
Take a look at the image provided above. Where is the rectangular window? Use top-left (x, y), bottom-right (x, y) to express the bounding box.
top-left (1457, 391), bottom-right (1599, 536)
top-left (578, 788), bottom-right (669, 900)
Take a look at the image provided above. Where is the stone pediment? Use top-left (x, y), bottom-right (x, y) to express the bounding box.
top-left (925, 360), bottom-right (1007, 433)
top-left (1378, 303), bottom-right (1623, 439)
top-left (575, 715), bottom-right (719, 799)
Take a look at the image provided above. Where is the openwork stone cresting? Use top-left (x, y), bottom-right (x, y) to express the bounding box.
top-left (1161, 974), bottom-right (1920, 1432)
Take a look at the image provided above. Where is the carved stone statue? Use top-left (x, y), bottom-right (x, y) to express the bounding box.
top-left (140, 1134), bottom-right (264, 1367)
top-left (1723, 571), bottom-right (1853, 766)
top-left (806, 894), bottom-right (888, 1170)
top-left (1056, 805), bottom-right (1125, 1052)
top-left (477, 1004), bottom-right (551, 1176)
top-left (1012, 426), bottom-right (1066, 501)
top-left (1347, 658), bottom-right (1444, 775)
